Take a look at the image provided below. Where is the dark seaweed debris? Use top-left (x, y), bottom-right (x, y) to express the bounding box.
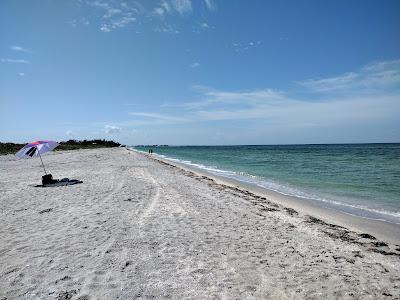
top-left (359, 233), bottom-right (376, 240)
top-left (284, 207), bottom-right (298, 216)
top-left (57, 290), bottom-right (77, 300)
top-left (305, 216), bottom-right (345, 229)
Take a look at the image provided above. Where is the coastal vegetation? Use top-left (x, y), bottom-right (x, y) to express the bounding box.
top-left (0, 139), bottom-right (121, 155)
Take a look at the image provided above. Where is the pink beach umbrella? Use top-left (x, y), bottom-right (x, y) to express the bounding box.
top-left (15, 140), bottom-right (59, 174)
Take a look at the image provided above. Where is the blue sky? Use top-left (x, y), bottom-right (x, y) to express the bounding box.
top-left (1, 0), bottom-right (399, 145)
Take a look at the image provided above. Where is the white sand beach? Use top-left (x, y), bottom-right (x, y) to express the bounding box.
top-left (1, 148), bottom-right (399, 299)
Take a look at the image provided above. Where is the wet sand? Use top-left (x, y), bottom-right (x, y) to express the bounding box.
top-left (0, 148), bottom-right (399, 299)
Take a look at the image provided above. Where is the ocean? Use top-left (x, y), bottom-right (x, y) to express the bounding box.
top-left (132, 144), bottom-right (400, 224)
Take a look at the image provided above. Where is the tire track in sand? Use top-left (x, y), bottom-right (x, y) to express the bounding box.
top-left (136, 168), bottom-right (161, 228)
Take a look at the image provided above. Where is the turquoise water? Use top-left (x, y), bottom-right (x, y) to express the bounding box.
top-left (133, 144), bottom-right (400, 224)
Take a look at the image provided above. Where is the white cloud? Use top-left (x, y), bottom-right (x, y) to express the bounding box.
top-left (362, 59), bottom-right (400, 72)
top-left (182, 87), bottom-right (285, 109)
top-left (103, 8), bottom-right (122, 18)
top-left (104, 125), bottom-right (122, 134)
top-left (232, 41), bottom-right (262, 52)
top-left (299, 59), bottom-right (400, 92)
top-left (69, 18), bottom-right (90, 28)
top-left (90, 0), bottom-right (138, 32)
top-left (204, 0), bottom-right (217, 12)
top-left (154, 24), bottom-right (179, 34)
top-left (189, 92), bottom-right (399, 125)
top-left (66, 130), bottom-right (74, 136)
top-left (125, 88), bottom-right (399, 133)
top-left (190, 62), bottom-right (200, 68)
top-left (91, 1), bottom-right (110, 10)
top-left (128, 59), bottom-right (400, 130)
top-left (84, 0), bottom-right (210, 33)
top-left (11, 46), bottom-right (30, 53)
top-left (153, 7), bottom-right (165, 16)
top-left (100, 24), bottom-right (112, 32)
top-left (154, 0), bottom-right (192, 17)
top-left (153, 0), bottom-right (172, 17)
top-left (112, 16), bottom-right (136, 27)
top-left (181, 60), bottom-right (400, 123)
top-left (160, 0), bottom-right (172, 13)
top-left (192, 22), bottom-right (214, 33)
top-left (18, 72), bottom-right (25, 76)
top-left (129, 112), bottom-right (188, 123)
top-left (171, 0), bottom-right (192, 15)
top-left (100, 16), bottom-right (136, 32)
top-left (1, 58), bottom-right (30, 64)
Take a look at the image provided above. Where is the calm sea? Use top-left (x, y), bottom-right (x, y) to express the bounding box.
top-left (132, 144), bottom-right (400, 224)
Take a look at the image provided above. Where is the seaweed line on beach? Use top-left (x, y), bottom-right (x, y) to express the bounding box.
top-left (150, 153), bottom-right (400, 259)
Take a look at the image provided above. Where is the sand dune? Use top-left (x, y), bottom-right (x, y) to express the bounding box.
top-left (0, 148), bottom-right (399, 299)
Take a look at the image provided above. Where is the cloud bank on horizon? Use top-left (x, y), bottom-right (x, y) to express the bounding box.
top-left (0, 0), bottom-right (399, 145)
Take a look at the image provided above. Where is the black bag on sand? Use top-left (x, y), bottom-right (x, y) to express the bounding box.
top-left (42, 174), bottom-right (57, 185)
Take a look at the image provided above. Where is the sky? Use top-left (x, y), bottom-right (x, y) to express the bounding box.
top-left (1, 0), bottom-right (399, 145)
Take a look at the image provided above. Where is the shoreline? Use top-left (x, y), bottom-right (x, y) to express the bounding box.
top-left (133, 149), bottom-right (400, 245)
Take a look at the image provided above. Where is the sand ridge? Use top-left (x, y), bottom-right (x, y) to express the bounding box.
top-left (0, 148), bottom-right (399, 299)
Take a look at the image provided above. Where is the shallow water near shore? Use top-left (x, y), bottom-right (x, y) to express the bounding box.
top-left (133, 144), bottom-right (400, 224)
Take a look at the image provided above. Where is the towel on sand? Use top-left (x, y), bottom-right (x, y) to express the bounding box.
top-left (35, 178), bottom-right (83, 187)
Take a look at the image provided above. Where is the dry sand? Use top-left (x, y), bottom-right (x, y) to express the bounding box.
top-left (0, 148), bottom-right (399, 299)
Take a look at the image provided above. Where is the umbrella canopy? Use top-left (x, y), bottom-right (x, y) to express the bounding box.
top-left (15, 140), bottom-right (59, 174)
top-left (16, 140), bottom-right (59, 158)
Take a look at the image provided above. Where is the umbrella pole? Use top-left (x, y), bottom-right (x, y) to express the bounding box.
top-left (37, 147), bottom-right (47, 174)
